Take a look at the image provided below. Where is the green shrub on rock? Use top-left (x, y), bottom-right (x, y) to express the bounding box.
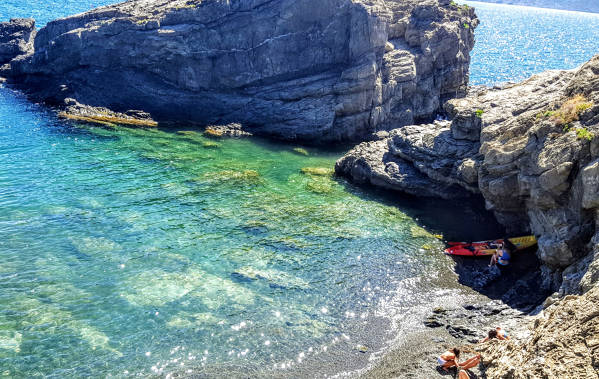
top-left (537, 94), bottom-right (593, 128)
top-left (576, 127), bottom-right (595, 141)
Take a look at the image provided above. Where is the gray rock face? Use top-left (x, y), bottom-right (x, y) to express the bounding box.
top-left (3, 0), bottom-right (476, 142)
top-left (478, 286), bottom-right (599, 379)
top-left (0, 18), bottom-right (35, 65)
top-left (337, 55), bottom-right (599, 292)
top-left (335, 120), bottom-right (478, 198)
top-left (334, 130), bottom-right (474, 198)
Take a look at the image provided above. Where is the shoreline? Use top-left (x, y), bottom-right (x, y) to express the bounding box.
top-left (360, 246), bottom-right (546, 379)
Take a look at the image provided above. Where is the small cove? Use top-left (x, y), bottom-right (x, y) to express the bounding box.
top-left (1, 0), bottom-right (598, 377)
top-left (0, 89), bottom-right (501, 377)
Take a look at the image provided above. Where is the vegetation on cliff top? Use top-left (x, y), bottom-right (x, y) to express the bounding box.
top-left (536, 94), bottom-right (592, 126)
top-left (536, 94), bottom-right (595, 139)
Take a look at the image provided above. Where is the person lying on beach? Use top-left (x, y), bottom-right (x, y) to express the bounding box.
top-left (480, 327), bottom-right (510, 343)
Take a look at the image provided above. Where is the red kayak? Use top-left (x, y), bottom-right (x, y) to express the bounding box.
top-left (444, 235), bottom-right (537, 257)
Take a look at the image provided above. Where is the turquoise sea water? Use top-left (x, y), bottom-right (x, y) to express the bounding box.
top-left (0, 1), bottom-right (107, 26)
top-left (2, 86), bottom-right (487, 378)
top-left (0, 1), bottom-right (595, 378)
top-left (463, 1), bottom-right (599, 85)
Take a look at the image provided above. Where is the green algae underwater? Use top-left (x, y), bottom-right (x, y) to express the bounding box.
top-left (0, 89), bottom-right (502, 377)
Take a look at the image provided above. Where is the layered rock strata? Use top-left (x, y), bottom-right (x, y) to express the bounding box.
top-left (0, 0), bottom-right (476, 141)
top-left (337, 55), bottom-right (599, 293)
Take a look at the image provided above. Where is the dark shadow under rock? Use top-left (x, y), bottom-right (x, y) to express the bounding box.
top-left (452, 247), bottom-right (550, 313)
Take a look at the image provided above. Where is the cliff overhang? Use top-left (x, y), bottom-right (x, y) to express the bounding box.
top-left (337, 55), bottom-right (599, 295)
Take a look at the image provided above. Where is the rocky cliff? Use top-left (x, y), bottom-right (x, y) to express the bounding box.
top-left (478, 285), bottom-right (599, 378)
top-left (0, 0), bottom-right (476, 142)
top-left (337, 55), bottom-right (599, 294)
top-left (0, 18), bottom-right (35, 65)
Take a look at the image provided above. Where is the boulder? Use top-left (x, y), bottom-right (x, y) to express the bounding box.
top-left (477, 285), bottom-right (599, 379)
top-left (335, 126), bottom-right (475, 199)
top-left (582, 159), bottom-right (599, 209)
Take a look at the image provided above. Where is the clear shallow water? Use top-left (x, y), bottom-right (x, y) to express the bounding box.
top-left (1, 88), bottom-right (466, 377)
top-left (463, 1), bottom-right (599, 85)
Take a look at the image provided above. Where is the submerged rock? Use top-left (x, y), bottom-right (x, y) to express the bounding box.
top-left (231, 266), bottom-right (310, 290)
top-left (306, 177), bottom-right (335, 194)
top-left (292, 148), bottom-right (310, 156)
top-left (2, 0), bottom-right (477, 142)
top-left (199, 169), bottom-right (262, 186)
top-left (300, 167), bottom-right (334, 176)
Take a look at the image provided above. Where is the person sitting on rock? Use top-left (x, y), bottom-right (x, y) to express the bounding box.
top-left (489, 242), bottom-right (510, 266)
top-left (499, 238), bottom-right (517, 265)
top-left (437, 347), bottom-right (460, 371)
top-left (488, 243), bottom-right (502, 266)
top-left (480, 327), bottom-right (510, 342)
top-left (497, 247), bottom-right (511, 265)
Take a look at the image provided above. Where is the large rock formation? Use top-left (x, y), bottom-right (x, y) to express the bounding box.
top-left (0, 0), bottom-right (476, 142)
top-left (337, 55), bottom-right (599, 293)
top-left (335, 119), bottom-right (481, 198)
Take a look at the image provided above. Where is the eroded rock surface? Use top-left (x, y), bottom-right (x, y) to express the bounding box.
top-left (334, 126), bottom-right (476, 198)
top-left (2, 0), bottom-right (477, 142)
top-left (0, 18), bottom-right (35, 65)
top-left (337, 55), bottom-right (599, 293)
top-left (477, 285), bottom-right (599, 379)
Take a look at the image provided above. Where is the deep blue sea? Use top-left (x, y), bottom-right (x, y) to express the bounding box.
top-left (463, 0), bottom-right (599, 85)
top-left (0, 1), bottom-right (596, 377)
